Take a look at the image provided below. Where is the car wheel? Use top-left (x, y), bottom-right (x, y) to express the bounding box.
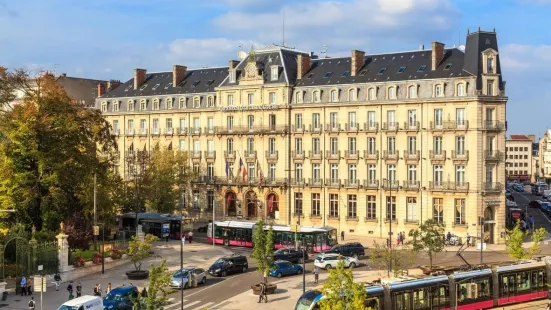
top-left (242, 266), bottom-right (248, 273)
top-left (349, 262), bottom-right (356, 268)
top-left (224, 239), bottom-right (229, 246)
top-left (277, 272), bottom-right (282, 278)
top-left (222, 271), bottom-right (227, 277)
top-left (183, 282), bottom-right (188, 290)
top-left (297, 269), bottom-right (303, 275)
top-left (202, 277), bottom-right (207, 284)
top-left (325, 264), bottom-right (331, 270)
top-left (352, 254), bottom-right (359, 259)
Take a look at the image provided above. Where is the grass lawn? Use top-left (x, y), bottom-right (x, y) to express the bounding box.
top-left (73, 245), bottom-right (114, 261)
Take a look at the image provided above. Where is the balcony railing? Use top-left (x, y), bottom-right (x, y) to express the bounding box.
top-left (204, 151), bottom-right (216, 159)
top-left (309, 151), bottom-right (323, 160)
top-left (345, 150), bottom-right (359, 160)
top-left (263, 178), bottom-right (287, 187)
top-left (363, 179), bottom-right (379, 189)
top-left (382, 150), bottom-right (399, 161)
top-left (364, 122), bottom-right (379, 132)
top-left (484, 120), bottom-right (505, 131)
top-left (429, 121), bottom-right (444, 130)
top-left (291, 178), bottom-right (306, 187)
top-left (204, 127), bottom-right (215, 135)
top-left (191, 127), bottom-right (202, 135)
top-left (138, 128), bottom-right (148, 136)
top-left (325, 123), bottom-right (341, 132)
top-left (484, 150), bottom-right (504, 161)
top-left (344, 123), bottom-right (359, 132)
top-left (325, 150), bottom-right (341, 160)
top-left (325, 178), bottom-right (341, 188)
top-left (382, 122), bottom-right (399, 131)
top-left (483, 182), bottom-right (503, 192)
top-left (224, 151), bottom-right (236, 159)
top-left (451, 150), bottom-right (469, 161)
top-left (344, 179), bottom-right (360, 188)
top-left (151, 128), bottom-right (160, 136)
top-left (429, 181), bottom-right (446, 190)
top-left (292, 150), bottom-right (305, 160)
top-left (308, 178), bottom-right (323, 187)
top-left (450, 182), bottom-right (469, 192)
top-left (444, 120), bottom-right (469, 130)
top-left (309, 124), bottom-right (323, 133)
top-left (265, 150), bottom-right (278, 160)
top-left (382, 179), bottom-right (400, 190)
top-left (176, 127), bottom-right (187, 135)
top-left (292, 125), bottom-right (305, 133)
top-left (403, 180), bottom-right (420, 190)
top-left (191, 151), bottom-right (201, 159)
top-left (404, 150), bottom-right (420, 161)
top-left (429, 150), bottom-right (447, 161)
top-left (429, 181), bottom-right (470, 192)
top-left (364, 150), bottom-right (379, 161)
top-left (403, 121), bottom-right (420, 131)
top-left (244, 150), bottom-right (257, 159)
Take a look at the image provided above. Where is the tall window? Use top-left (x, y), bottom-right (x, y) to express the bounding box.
top-left (269, 114), bottom-right (276, 129)
top-left (387, 136), bottom-right (396, 154)
top-left (112, 100), bottom-right (119, 112)
top-left (368, 88), bottom-right (376, 100)
top-left (295, 138), bottom-right (303, 154)
top-left (268, 138), bottom-right (275, 154)
top-left (330, 164), bottom-right (339, 183)
top-left (227, 138), bottom-right (234, 153)
top-left (435, 84), bottom-right (443, 97)
top-left (269, 92), bottom-right (276, 105)
top-left (408, 85), bottom-right (416, 98)
top-left (434, 136), bottom-right (443, 154)
top-left (179, 118), bottom-right (186, 131)
top-left (408, 136), bottom-right (417, 154)
top-left (312, 138), bottom-right (320, 154)
top-left (487, 80), bottom-right (494, 96)
top-left (408, 165), bottom-right (417, 182)
top-left (227, 116), bottom-right (234, 130)
top-left (408, 110), bottom-right (417, 127)
top-left (487, 58), bottom-right (494, 73)
top-left (366, 196), bottom-right (376, 220)
top-left (330, 138), bottom-right (338, 154)
top-left (295, 163), bottom-right (303, 182)
top-left (296, 91), bottom-right (303, 104)
top-left (140, 99), bottom-right (147, 110)
top-left (248, 115), bottom-right (254, 131)
top-left (294, 193), bottom-right (303, 216)
top-left (434, 109), bottom-right (443, 127)
top-left (456, 108), bottom-right (465, 126)
top-left (330, 112), bottom-right (338, 128)
top-left (127, 119), bottom-right (134, 131)
top-left (140, 119), bottom-right (146, 131)
top-left (455, 136), bottom-right (465, 155)
top-left (368, 165), bottom-right (376, 182)
top-left (433, 165), bottom-right (443, 185)
top-left (193, 97), bottom-right (200, 108)
top-left (331, 90), bottom-right (338, 102)
top-left (387, 110), bottom-right (396, 127)
top-left (128, 100), bottom-right (135, 111)
top-left (207, 163), bottom-right (214, 180)
top-left (348, 137), bottom-right (357, 154)
top-left (271, 67), bottom-right (278, 80)
top-left (457, 83), bottom-right (466, 96)
top-left (207, 96), bottom-right (214, 107)
top-left (247, 93), bottom-right (254, 105)
top-left (179, 140), bottom-right (186, 152)
top-left (388, 86), bottom-right (396, 99)
top-left (207, 140), bottom-right (214, 153)
top-left (312, 164), bottom-right (320, 182)
top-left (313, 90), bottom-right (320, 102)
top-left (193, 118), bottom-right (200, 130)
top-left (179, 97), bottom-right (186, 109)
top-left (295, 114), bottom-right (303, 129)
top-left (455, 198), bottom-right (466, 224)
top-left (207, 117), bottom-right (214, 132)
top-left (268, 164), bottom-right (276, 181)
top-left (312, 113), bottom-right (320, 129)
top-left (368, 111), bottom-right (376, 128)
top-left (406, 197), bottom-right (417, 222)
top-left (348, 164), bottom-right (357, 184)
top-left (348, 88), bottom-right (356, 101)
top-left (312, 193), bottom-right (321, 217)
top-left (166, 98), bottom-right (173, 109)
top-left (193, 140), bottom-right (200, 153)
top-left (113, 120), bottom-right (119, 133)
top-left (329, 194), bottom-right (339, 217)
top-left (227, 94), bottom-right (234, 106)
top-left (348, 112), bottom-right (357, 128)
top-left (456, 165), bottom-right (466, 184)
top-left (100, 102), bottom-right (108, 112)
top-left (386, 196), bottom-right (396, 220)
top-left (433, 198), bottom-right (444, 223)
top-left (152, 119), bottom-right (159, 134)
top-left (207, 191), bottom-right (214, 211)
top-left (367, 137), bottom-right (376, 154)
top-left (247, 138), bottom-right (254, 153)
top-left (387, 164), bottom-right (396, 183)
top-left (166, 118), bottom-right (173, 129)
top-left (248, 163), bottom-right (255, 181)
top-left (347, 195), bottom-right (357, 218)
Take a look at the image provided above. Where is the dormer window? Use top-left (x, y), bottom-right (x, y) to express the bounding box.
top-left (113, 100), bottom-right (119, 112)
top-left (348, 89), bottom-right (356, 101)
top-left (207, 96), bottom-right (214, 107)
top-left (368, 88), bottom-right (376, 100)
top-left (487, 80), bottom-right (494, 96)
top-left (388, 87), bottom-right (396, 99)
top-left (313, 90), bottom-right (320, 103)
top-left (330, 90), bottom-right (338, 102)
top-left (179, 97), bottom-right (186, 109)
top-left (101, 101), bottom-right (108, 112)
top-left (408, 85), bottom-right (416, 99)
top-left (487, 58), bottom-right (494, 74)
top-left (435, 84), bottom-right (443, 97)
top-left (140, 99), bottom-right (147, 110)
top-left (193, 97), bottom-right (200, 108)
top-left (295, 91), bottom-right (303, 104)
top-left (153, 98), bottom-right (160, 110)
top-left (270, 66), bottom-right (278, 81)
top-left (128, 100), bottom-right (135, 111)
top-left (229, 71), bottom-right (236, 83)
top-left (457, 83), bottom-right (466, 97)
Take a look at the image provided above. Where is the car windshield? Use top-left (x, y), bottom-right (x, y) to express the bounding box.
top-left (330, 245), bottom-right (340, 251)
top-left (104, 292), bottom-right (126, 301)
top-left (295, 291), bottom-right (321, 310)
top-left (173, 270), bottom-right (190, 278)
top-left (214, 258), bottom-right (227, 265)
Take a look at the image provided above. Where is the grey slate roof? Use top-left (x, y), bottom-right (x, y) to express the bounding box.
top-left (463, 31), bottom-right (503, 90)
top-left (296, 48), bottom-right (471, 87)
top-left (55, 75), bottom-right (107, 106)
top-left (100, 67), bottom-right (229, 99)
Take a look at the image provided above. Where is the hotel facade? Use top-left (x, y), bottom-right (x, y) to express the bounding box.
top-left (96, 30), bottom-right (508, 244)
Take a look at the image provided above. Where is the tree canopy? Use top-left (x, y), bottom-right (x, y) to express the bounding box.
top-left (408, 219), bottom-right (445, 269)
top-left (505, 220), bottom-right (547, 260)
top-left (319, 259), bottom-right (370, 310)
top-left (252, 220), bottom-right (274, 283)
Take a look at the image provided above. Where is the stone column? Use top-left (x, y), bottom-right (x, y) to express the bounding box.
top-left (56, 233), bottom-right (70, 273)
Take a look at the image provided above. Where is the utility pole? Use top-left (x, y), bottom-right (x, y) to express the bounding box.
top-left (388, 180), bottom-right (392, 277)
top-left (93, 173), bottom-right (97, 250)
top-left (480, 216), bottom-right (484, 265)
top-left (180, 189), bottom-right (184, 310)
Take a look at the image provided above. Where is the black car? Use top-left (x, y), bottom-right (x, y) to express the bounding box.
top-left (272, 248), bottom-right (309, 264)
top-left (208, 254), bottom-right (248, 277)
top-left (325, 242), bottom-right (365, 258)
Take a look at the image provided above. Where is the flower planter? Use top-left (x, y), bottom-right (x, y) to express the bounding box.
top-left (251, 283), bottom-right (277, 295)
top-left (126, 270), bottom-right (149, 280)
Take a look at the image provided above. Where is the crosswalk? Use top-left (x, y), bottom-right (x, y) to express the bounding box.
top-left (165, 297), bottom-right (231, 310)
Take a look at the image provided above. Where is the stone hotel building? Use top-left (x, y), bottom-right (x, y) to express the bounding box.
top-left (96, 30), bottom-right (507, 243)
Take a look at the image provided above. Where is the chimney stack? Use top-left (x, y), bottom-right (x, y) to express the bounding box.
top-left (297, 54), bottom-right (311, 80)
top-left (172, 65), bottom-right (187, 87)
top-left (97, 83), bottom-right (106, 97)
top-left (107, 80), bottom-right (121, 91)
top-left (133, 68), bottom-right (147, 90)
top-left (350, 50), bottom-right (365, 76)
top-left (228, 60), bottom-right (240, 72)
top-left (431, 42), bottom-right (445, 71)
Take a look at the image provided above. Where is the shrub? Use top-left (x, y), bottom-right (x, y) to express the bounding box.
top-left (110, 248), bottom-right (122, 260)
top-left (92, 252), bottom-right (102, 265)
top-left (73, 256), bottom-right (85, 267)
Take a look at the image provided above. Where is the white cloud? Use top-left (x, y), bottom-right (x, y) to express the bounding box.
top-left (501, 43), bottom-right (551, 72)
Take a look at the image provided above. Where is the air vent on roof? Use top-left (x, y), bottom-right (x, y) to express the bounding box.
top-left (323, 72), bottom-right (332, 78)
top-left (165, 83), bottom-right (172, 89)
top-left (397, 67), bottom-right (406, 73)
top-left (444, 63), bottom-right (453, 70)
top-left (417, 65), bottom-right (427, 72)
top-left (192, 81), bottom-right (200, 87)
top-left (152, 84), bottom-right (160, 90)
top-left (377, 68), bottom-right (386, 75)
top-left (342, 71), bottom-right (349, 77)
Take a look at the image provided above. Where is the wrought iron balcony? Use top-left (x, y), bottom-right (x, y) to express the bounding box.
top-left (325, 123), bottom-right (341, 133)
top-left (404, 150), bottom-right (420, 161)
top-left (484, 120), bottom-right (505, 131)
top-left (325, 150), bottom-right (341, 160)
top-left (291, 178), bottom-right (306, 187)
top-left (382, 179), bottom-right (400, 190)
top-left (292, 150), bottom-right (305, 160)
top-left (138, 128), bottom-right (148, 137)
top-left (382, 150), bottom-right (399, 161)
top-left (403, 180), bottom-right (420, 190)
top-left (451, 150), bottom-right (469, 161)
top-left (382, 122), bottom-right (399, 132)
top-left (325, 178), bottom-right (341, 188)
top-left (429, 121), bottom-right (444, 131)
top-left (309, 124), bottom-right (323, 133)
top-left (429, 181), bottom-right (446, 191)
top-left (363, 179), bottom-right (379, 189)
top-left (449, 182), bottom-right (469, 192)
top-left (176, 127), bottom-right (188, 135)
top-left (444, 120), bottom-right (469, 130)
top-left (483, 182), bottom-right (503, 193)
top-left (309, 151), bottom-right (323, 160)
top-left (429, 181), bottom-right (469, 192)
top-left (344, 123), bottom-right (359, 132)
top-left (308, 178), bottom-right (323, 187)
top-left (204, 127), bottom-right (215, 135)
top-left (345, 150), bottom-right (359, 160)
top-left (265, 150), bottom-right (278, 160)
top-left (191, 127), bottom-right (202, 135)
top-left (244, 150), bottom-right (257, 159)
top-left (150, 128), bottom-right (160, 137)
top-left (363, 150), bottom-right (379, 161)
top-left (292, 124), bottom-right (305, 133)
top-left (429, 150), bottom-right (447, 161)
top-left (344, 179), bottom-right (360, 189)
top-left (191, 151), bottom-right (202, 159)
top-left (204, 151), bottom-right (216, 160)
top-left (164, 127), bottom-right (175, 136)
top-left (484, 150), bottom-right (504, 161)
top-left (364, 122), bottom-right (379, 133)
top-left (403, 121), bottom-right (420, 132)
top-left (224, 150), bottom-right (236, 159)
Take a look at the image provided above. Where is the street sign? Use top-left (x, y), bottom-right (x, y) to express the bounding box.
top-left (93, 226), bottom-right (100, 236)
top-left (34, 276), bottom-right (46, 292)
top-left (102, 243), bottom-right (112, 252)
top-left (162, 223), bottom-right (170, 238)
top-left (37, 265), bottom-right (43, 271)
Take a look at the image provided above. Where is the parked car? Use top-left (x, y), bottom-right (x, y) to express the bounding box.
top-left (314, 253), bottom-right (360, 269)
top-left (515, 184), bottom-right (524, 192)
top-left (272, 248), bottom-right (309, 264)
top-left (208, 254), bottom-right (248, 277)
top-left (324, 242), bottom-right (365, 258)
top-left (529, 200), bottom-right (543, 208)
top-left (542, 201), bottom-right (551, 214)
top-left (269, 260), bottom-right (304, 278)
top-left (170, 267), bottom-right (207, 289)
top-left (102, 286), bottom-right (139, 310)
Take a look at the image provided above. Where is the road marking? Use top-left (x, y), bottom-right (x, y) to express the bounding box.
top-left (167, 297), bottom-right (176, 302)
top-left (192, 302), bottom-right (214, 310)
top-left (183, 300), bottom-right (202, 309)
top-left (183, 272), bottom-right (248, 298)
top-left (165, 301), bottom-right (182, 309)
top-left (210, 300), bottom-right (232, 309)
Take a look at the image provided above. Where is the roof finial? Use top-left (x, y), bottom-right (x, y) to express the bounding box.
top-left (248, 46), bottom-right (256, 63)
top-left (467, 28), bottom-right (470, 35)
top-left (478, 26), bottom-right (481, 31)
top-left (493, 27), bottom-right (496, 32)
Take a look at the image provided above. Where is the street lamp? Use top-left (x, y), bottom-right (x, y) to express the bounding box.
top-left (179, 188), bottom-right (185, 310)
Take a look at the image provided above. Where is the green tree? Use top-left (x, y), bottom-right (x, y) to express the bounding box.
top-left (252, 220), bottom-right (274, 284)
top-left (133, 260), bottom-right (171, 310)
top-left (319, 260), bottom-right (369, 310)
top-left (506, 220), bottom-right (547, 259)
top-left (369, 241), bottom-right (416, 277)
top-left (127, 234), bottom-right (159, 272)
top-left (64, 212), bottom-right (93, 251)
top-left (408, 219), bottom-right (445, 269)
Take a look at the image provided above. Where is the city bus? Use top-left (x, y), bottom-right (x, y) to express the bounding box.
top-left (531, 182), bottom-right (548, 196)
top-left (207, 220), bottom-right (336, 253)
top-left (118, 212), bottom-right (193, 239)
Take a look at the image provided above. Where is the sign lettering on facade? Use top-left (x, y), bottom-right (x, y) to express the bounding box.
top-left (220, 105), bottom-right (281, 112)
top-left (485, 200), bottom-right (501, 205)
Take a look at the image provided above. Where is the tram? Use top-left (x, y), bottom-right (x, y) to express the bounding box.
top-left (118, 212), bottom-right (193, 239)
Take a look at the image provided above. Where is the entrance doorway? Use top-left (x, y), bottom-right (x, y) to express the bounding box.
top-left (225, 191), bottom-right (237, 217)
top-left (484, 206), bottom-right (495, 244)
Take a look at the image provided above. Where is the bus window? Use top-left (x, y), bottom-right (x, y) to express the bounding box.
top-left (395, 292), bottom-right (411, 310)
top-left (365, 297), bottom-right (380, 310)
top-left (517, 271), bottom-right (530, 292)
top-left (412, 288), bottom-right (429, 309)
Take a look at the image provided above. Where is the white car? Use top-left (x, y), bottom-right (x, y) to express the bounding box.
top-left (170, 267), bottom-right (207, 289)
top-left (314, 253), bottom-right (360, 269)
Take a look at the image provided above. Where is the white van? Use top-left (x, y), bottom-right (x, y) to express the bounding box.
top-left (57, 295), bottom-right (103, 310)
top-left (543, 189), bottom-right (551, 199)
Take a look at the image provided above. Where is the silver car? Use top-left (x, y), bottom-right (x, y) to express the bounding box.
top-left (170, 267), bottom-right (207, 289)
top-left (314, 253), bottom-right (360, 269)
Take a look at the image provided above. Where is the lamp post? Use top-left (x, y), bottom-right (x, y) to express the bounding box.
top-left (180, 188), bottom-right (185, 310)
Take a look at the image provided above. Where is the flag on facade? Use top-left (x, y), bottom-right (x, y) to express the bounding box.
top-left (226, 161), bottom-right (230, 178)
top-left (256, 160), bottom-right (263, 186)
top-left (239, 158), bottom-right (245, 182)
top-left (242, 162), bottom-right (248, 183)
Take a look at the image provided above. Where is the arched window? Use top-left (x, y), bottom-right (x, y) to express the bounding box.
top-left (193, 97), bottom-right (200, 108)
top-left (100, 101), bottom-right (108, 112)
top-left (368, 88), bottom-right (376, 100)
top-left (313, 90), bottom-right (320, 103)
top-left (128, 100), bottom-right (135, 111)
top-left (388, 87), bottom-right (396, 99)
top-left (330, 90), bottom-right (338, 102)
top-left (112, 100), bottom-right (119, 112)
top-left (207, 96), bottom-right (214, 107)
top-left (166, 98), bottom-right (173, 109)
top-left (140, 99), bottom-right (147, 110)
top-left (152, 98), bottom-right (160, 110)
top-left (295, 91), bottom-right (303, 104)
top-left (457, 83), bottom-right (466, 97)
top-left (348, 89), bottom-right (356, 101)
top-left (179, 97), bottom-right (186, 109)
top-left (435, 84), bottom-right (443, 97)
top-left (408, 86), bottom-right (416, 99)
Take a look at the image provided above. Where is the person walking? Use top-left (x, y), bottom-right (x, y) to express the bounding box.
top-left (529, 216), bottom-right (535, 232)
top-left (188, 231), bottom-right (193, 243)
top-left (466, 232), bottom-right (471, 247)
top-left (20, 276), bottom-right (27, 296)
top-left (26, 277), bottom-right (32, 296)
top-left (76, 282), bottom-right (82, 298)
top-left (141, 286), bottom-right (148, 298)
top-left (313, 266), bottom-right (319, 284)
top-left (28, 296), bottom-right (35, 310)
top-left (106, 283), bottom-right (112, 295)
top-left (340, 231), bottom-right (345, 241)
top-left (53, 273), bottom-right (61, 291)
top-left (396, 233), bottom-right (400, 246)
top-left (67, 281), bottom-right (74, 300)
top-left (258, 282), bottom-right (268, 303)
top-left (93, 284), bottom-right (100, 296)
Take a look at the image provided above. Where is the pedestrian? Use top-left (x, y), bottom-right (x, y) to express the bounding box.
top-left (341, 231), bottom-right (345, 241)
top-left (530, 216), bottom-right (535, 231)
top-left (67, 281), bottom-right (73, 298)
top-left (106, 283), bottom-right (112, 294)
top-left (401, 232), bottom-right (406, 245)
top-left (93, 284), bottom-right (100, 296)
top-left (466, 232), bottom-right (471, 247)
top-left (447, 231), bottom-right (452, 242)
top-left (20, 276), bottom-right (27, 296)
top-left (396, 233), bottom-right (400, 246)
top-left (98, 284), bottom-right (102, 296)
top-left (313, 266), bottom-right (319, 284)
top-left (386, 238), bottom-right (390, 248)
top-left (26, 277), bottom-right (32, 296)
top-left (188, 231), bottom-right (193, 243)
top-left (258, 282), bottom-right (268, 303)
top-left (76, 282), bottom-right (82, 298)
top-left (28, 296), bottom-right (35, 310)
top-left (141, 286), bottom-right (147, 298)
top-left (68, 290), bottom-right (74, 300)
top-left (54, 273), bottom-right (61, 291)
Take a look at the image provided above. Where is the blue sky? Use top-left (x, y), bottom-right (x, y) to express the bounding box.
top-left (0, 0), bottom-right (549, 136)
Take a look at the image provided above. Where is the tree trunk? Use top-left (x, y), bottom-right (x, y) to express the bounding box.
top-left (429, 252), bottom-right (433, 269)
